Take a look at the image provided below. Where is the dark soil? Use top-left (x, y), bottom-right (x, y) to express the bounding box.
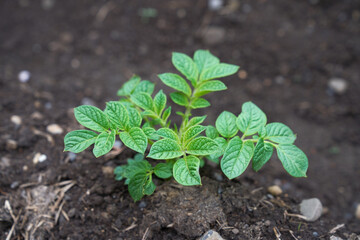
top-left (1, 0), bottom-right (360, 239)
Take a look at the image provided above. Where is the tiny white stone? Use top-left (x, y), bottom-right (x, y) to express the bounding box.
top-left (300, 198), bottom-right (323, 222)
top-left (11, 115), bottom-right (22, 125)
top-left (38, 154), bottom-right (47, 163)
top-left (267, 185), bottom-right (283, 196)
top-left (330, 236), bottom-right (344, 240)
top-left (208, 0), bottom-right (223, 11)
top-left (328, 78), bottom-right (348, 94)
top-left (46, 124), bottom-right (63, 134)
top-left (18, 70), bottom-right (31, 83)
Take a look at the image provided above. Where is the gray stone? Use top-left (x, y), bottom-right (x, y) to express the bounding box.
top-left (202, 27), bottom-right (225, 45)
top-left (330, 236), bottom-right (344, 240)
top-left (199, 230), bottom-right (224, 240)
top-left (328, 78), bottom-right (348, 94)
top-left (300, 198), bottom-right (323, 221)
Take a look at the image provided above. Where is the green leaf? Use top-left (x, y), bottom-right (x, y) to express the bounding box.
top-left (172, 52), bottom-right (199, 86)
top-left (236, 102), bottom-right (267, 136)
top-left (117, 75), bottom-right (141, 96)
top-left (162, 106), bottom-right (171, 122)
top-left (205, 126), bottom-right (219, 139)
top-left (186, 116), bottom-right (207, 128)
top-left (126, 107), bottom-right (142, 128)
top-left (193, 50), bottom-right (220, 73)
top-left (154, 163), bottom-right (173, 179)
top-left (74, 105), bottom-right (109, 132)
top-left (93, 130), bottom-right (116, 157)
top-left (142, 127), bottom-right (159, 140)
top-left (128, 172), bottom-right (152, 201)
top-left (173, 156), bottom-right (201, 186)
top-left (196, 80), bottom-right (227, 96)
top-left (186, 137), bottom-right (218, 155)
top-left (183, 125), bottom-right (206, 145)
top-left (144, 179), bottom-right (156, 195)
top-left (141, 110), bottom-right (157, 118)
top-left (148, 139), bottom-right (182, 160)
top-left (130, 92), bottom-right (154, 111)
top-left (200, 63), bottom-right (239, 82)
top-left (220, 136), bottom-right (255, 179)
top-left (119, 127), bottom-right (148, 154)
top-left (133, 80), bottom-right (155, 95)
top-left (190, 98), bottom-right (210, 109)
top-left (114, 166), bottom-right (125, 180)
top-left (104, 101), bottom-right (128, 130)
top-left (154, 90), bottom-right (167, 115)
top-left (209, 137), bottom-right (228, 158)
top-left (276, 144), bottom-right (308, 177)
top-left (157, 128), bottom-right (179, 142)
top-left (215, 111), bottom-right (238, 138)
top-left (64, 130), bottom-right (98, 153)
top-left (170, 92), bottom-right (189, 106)
top-left (158, 73), bottom-right (192, 97)
top-left (252, 138), bottom-right (273, 172)
top-left (124, 160), bottom-right (151, 180)
top-left (265, 123), bottom-right (296, 144)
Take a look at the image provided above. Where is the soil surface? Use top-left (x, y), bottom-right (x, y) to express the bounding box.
top-left (1, 0), bottom-right (360, 239)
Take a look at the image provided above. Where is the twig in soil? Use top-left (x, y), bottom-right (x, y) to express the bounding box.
top-left (95, 1), bottom-right (115, 25)
top-left (6, 209), bottom-right (22, 240)
top-left (289, 230), bottom-right (299, 240)
top-left (273, 227), bottom-right (282, 240)
top-left (123, 222), bottom-right (137, 232)
top-left (251, 187), bottom-right (263, 194)
top-left (105, 146), bottom-right (125, 160)
top-left (31, 128), bottom-right (54, 145)
top-left (142, 227), bottom-right (150, 240)
top-left (5, 200), bottom-right (16, 221)
top-left (284, 210), bottom-right (307, 220)
top-left (329, 223), bottom-right (345, 234)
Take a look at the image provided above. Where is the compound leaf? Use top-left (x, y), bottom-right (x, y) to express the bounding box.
top-left (170, 92), bottom-right (188, 106)
top-left (64, 130), bottom-right (98, 153)
top-left (236, 102), bottom-right (267, 136)
top-left (154, 90), bottom-right (167, 115)
top-left (265, 123), bottom-right (296, 144)
top-left (157, 128), bottom-right (179, 142)
top-left (200, 63), bottom-right (239, 82)
top-left (276, 144), bottom-right (308, 177)
top-left (120, 127), bottom-right (148, 154)
top-left (190, 98), bottom-right (210, 109)
top-left (183, 125), bottom-right (206, 145)
top-left (133, 80), bottom-right (155, 95)
top-left (148, 139), bottom-right (182, 160)
top-left (93, 130), bottom-right (116, 157)
top-left (252, 138), bottom-right (273, 172)
top-left (173, 156), bottom-right (201, 186)
top-left (221, 136), bottom-right (255, 179)
top-left (104, 101), bottom-right (128, 130)
top-left (74, 105), bottom-right (109, 132)
top-left (216, 111), bottom-right (238, 138)
top-left (158, 73), bottom-right (192, 97)
top-left (130, 92), bottom-right (154, 111)
top-left (154, 163), bottom-right (173, 179)
top-left (186, 137), bottom-right (218, 155)
top-left (172, 52), bottom-right (199, 86)
top-left (193, 50), bottom-right (220, 73)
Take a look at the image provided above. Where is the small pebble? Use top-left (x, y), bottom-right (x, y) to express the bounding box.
top-left (6, 139), bottom-right (18, 150)
top-left (208, 0), bottom-right (223, 11)
top-left (1, 157), bottom-right (11, 168)
top-left (313, 232), bottom-right (319, 237)
top-left (68, 208), bottom-right (76, 218)
top-left (330, 236), bottom-right (343, 240)
top-left (114, 140), bottom-right (122, 149)
top-left (18, 70), bottom-right (31, 83)
top-left (138, 201), bottom-right (147, 208)
top-left (46, 124), bottom-right (63, 134)
top-left (213, 172), bottom-right (223, 181)
top-left (199, 230), bottom-right (224, 240)
top-left (355, 204), bottom-right (360, 219)
top-left (202, 27), bottom-right (225, 45)
top-left (328, 78), bottom-right (348, 95)
top-left (10, 181), bottom-right (20, 189)
top-left (102, 166), bottom-right (114, 177)
top-left (300, 198), bottom-right (323, 222)
top-left (232, 228), bottom-right (239, 234)
top-left (33, 153), bottom-right (47, 164)
top-left (264, 220), bottom-right (271, 226)
top-left (11, 115), bottom-right (22, 125)
top-left (31, 112), bottom-right (44, 120)
top-left (67, 152), bottom-right (77, 162)
top-left (267, 185), bottom-right (283, 196)
top-left (45, 102), bottom-right (52, 110)
top-left (81, 97), bottom-right (96, 106)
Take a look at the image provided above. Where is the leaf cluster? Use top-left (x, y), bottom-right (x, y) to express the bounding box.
top-left (64, 50), bottom-right (308, 201)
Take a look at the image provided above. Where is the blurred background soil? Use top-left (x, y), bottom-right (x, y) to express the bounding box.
top-left (0, 0), bottom-right (359, 239)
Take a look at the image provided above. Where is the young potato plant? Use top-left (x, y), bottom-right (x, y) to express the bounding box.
top-left (64, 50), bottom-right (308, 201)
